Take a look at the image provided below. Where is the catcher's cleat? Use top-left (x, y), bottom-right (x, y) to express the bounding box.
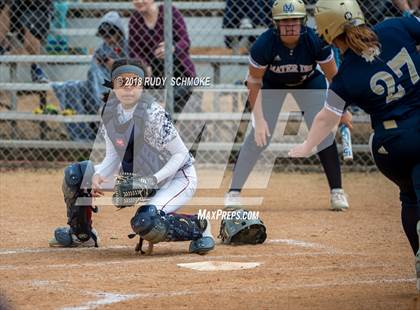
top-left (129, 235), bottom-right (154, 255)
top-left (224, 191), bottom-right (241, 208)
top-left (49, 227), bottom-right (99, 248)
top-left (416, 221), bottom-right (420, 291)
top-left (189, 236), bottom-right (215, 255)
top-left (330, 188), bottom-right (349, 211)
top-left (189, 219), bottom-right (215, 254)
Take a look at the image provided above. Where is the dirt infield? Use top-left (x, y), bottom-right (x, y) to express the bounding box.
top-left (1, 169), bottom-right (419, 310)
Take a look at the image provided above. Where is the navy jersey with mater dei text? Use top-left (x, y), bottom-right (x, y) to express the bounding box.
top-left (249, 26), bottom-right (333, 88)
top-left (328, 16), bottom-right (420, 130)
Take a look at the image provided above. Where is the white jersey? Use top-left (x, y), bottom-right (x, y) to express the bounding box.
top-left (95, 100), bottom-right (194, 184)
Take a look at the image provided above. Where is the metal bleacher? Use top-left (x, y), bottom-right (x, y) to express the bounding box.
top-left (55, 1), bottom-right (315, 50)
top-left (0, 54), bottom-right (249, 110)
top-left (56, 1), bottom-right (267, 50)
top-left (67, 1), bottom-right (224, 10)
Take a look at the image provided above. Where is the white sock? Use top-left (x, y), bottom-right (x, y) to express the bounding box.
top-left (202, 219), bottom-right (213, 239)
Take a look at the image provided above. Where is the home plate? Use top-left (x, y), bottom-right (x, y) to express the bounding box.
top-left (177, 261), bottom-right (261, 271)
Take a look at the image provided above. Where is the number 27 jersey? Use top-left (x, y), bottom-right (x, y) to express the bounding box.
top-left (328, 16), bottom-right (420, 129)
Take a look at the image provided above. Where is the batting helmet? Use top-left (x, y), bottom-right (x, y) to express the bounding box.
top-left (315, 0), bottom-right (366, 44)
top-left (272, 0), bottom-right (307, 21)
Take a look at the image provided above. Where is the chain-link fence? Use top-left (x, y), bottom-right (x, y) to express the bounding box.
top-left (0, 0), bottom-right (418, 169)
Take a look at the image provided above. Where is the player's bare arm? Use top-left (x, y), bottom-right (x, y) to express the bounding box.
top-left (247, 65), bottom-right (270, 147)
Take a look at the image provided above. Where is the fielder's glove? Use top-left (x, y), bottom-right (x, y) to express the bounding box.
top-left (112, 173), bottom-right (157, 208)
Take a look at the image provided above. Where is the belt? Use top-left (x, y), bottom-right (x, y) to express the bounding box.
top-left (284, 71), bottom-right (316, 87)
top-left (285, 81), bottom-right (305, 87)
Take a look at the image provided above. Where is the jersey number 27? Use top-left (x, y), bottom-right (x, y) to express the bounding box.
top-left (370, 47), bottom-right (420, 104)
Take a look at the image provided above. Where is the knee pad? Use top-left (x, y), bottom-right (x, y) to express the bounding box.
top-left (63, 163), bottom-right (84, 200)
top-left (63, 161), bottom-right (95, 197)
top-left (131, 205), bottom-right (205, 243)
top-left (131, 205), bottom-right (169, 243)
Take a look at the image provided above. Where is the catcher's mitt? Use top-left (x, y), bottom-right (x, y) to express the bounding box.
top-left (112, 172), bottom-right (157, 208)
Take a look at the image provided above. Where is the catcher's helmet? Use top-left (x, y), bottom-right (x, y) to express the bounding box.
top-left (272, 0), bottom-right (307, 21)
top-left (315, 0), bottom-right (366, 44)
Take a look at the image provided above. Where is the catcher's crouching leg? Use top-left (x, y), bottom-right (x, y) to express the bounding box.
top-left (130, 205), bottom-right (215, 255)
top-left (49, 161), bottom-right (99, 247)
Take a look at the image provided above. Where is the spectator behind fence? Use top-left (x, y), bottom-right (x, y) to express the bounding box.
top-left (357, 0), bottom-right (414, 26)
top-left (222, 0), bottom-right (273, 51)
top-left (412, 0), bottom-right (420, 12)
top-left (129, 0), bottom-right (196, 113)
top-left (52, 11), bottom-right (128, 141)
top-left (8, 0), bottom-right (52, 82)
top-left (394, 0), bottom-right (419, 15)
top-left (0, 1), bottom-right (10, 55)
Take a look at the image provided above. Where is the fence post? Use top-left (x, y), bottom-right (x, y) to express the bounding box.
top-left (10, 63), bottom-right (17, 139)
top-left (164, 0), bottom-right (174, 114)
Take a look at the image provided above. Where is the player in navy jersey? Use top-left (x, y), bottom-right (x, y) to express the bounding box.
top-left (225, 0), bottom-right (351, 211)
top-left (289, 0), bottom-right (420, 289)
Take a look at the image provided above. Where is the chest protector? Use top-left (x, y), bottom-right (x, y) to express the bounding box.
top-left (101, 95), bottom-right (165, 177)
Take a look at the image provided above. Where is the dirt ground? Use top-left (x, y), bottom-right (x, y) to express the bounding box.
top-left (0, 169), bottom-right (419, 310)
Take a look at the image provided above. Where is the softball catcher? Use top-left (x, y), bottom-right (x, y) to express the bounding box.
top-left (49, 59), bottom-right (215, 255)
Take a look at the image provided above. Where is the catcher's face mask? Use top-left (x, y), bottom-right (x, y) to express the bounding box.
top-left (276, 18), bottom-right (303, 39)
